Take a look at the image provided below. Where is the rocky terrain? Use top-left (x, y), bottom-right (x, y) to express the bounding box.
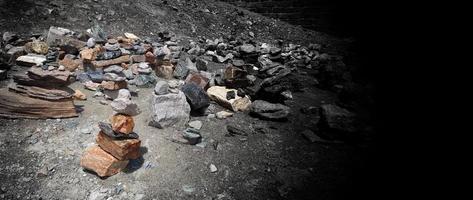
top-left (0, 0), bottom-right (376, 200)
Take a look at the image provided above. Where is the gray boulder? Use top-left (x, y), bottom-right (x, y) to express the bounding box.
top-left (149, 91), bottom-right (191, 129)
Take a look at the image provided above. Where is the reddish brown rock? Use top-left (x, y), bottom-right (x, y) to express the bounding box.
top-left (185, 72), bottom-right (209, 89)
top-left (73, 89), bottom-right (87, 100)
top-left (156, 61), bottom-right (174, 79)
top-left (100, 80), bottom-right (127, 90)
top-left (59, 54), bottom-right (82, 71)
top-left (145, 51), bottom-right (156, 66)
top-left (80, 48), bottom-right (96, 62)
top-left (110, 114), bottom-right (134, 134)
top-left (96, 131), bottom-right (141, 160)
top-left (0, 88), bottom-right (78, 119)
top-left (80, 145), bottom-right (129, 177)
top-left (91, 55), bottom-right (130, 68)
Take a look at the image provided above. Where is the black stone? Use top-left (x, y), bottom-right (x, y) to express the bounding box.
top-left (226, 90), bottom-right (236, 100)
top-left (98, 122), bottom-right (139, 139)
top-left (181, 83), bottom-right (210, 112)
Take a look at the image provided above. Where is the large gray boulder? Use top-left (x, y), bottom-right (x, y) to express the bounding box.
top-left (149, 91), bottom-right (191, 129)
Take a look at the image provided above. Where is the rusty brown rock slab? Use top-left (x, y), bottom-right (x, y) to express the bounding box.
top-left (80, 145), bottom-right (129, 177)
top-left (96, 131), bottom-right (141, 160)
top-left (0, 88), bottom-right (78, 119)
top-left (92, 55), bottom-right (130, 68)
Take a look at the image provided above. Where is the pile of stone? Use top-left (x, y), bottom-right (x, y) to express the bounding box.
top-left (80, 89), bottom-right (141, 177)
top-left (0, 65), bottom-right (77, 118)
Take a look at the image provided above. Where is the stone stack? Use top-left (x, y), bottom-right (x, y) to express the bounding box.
top-left (154, 45), bottom-right (174, 79)
top-left (132, 62), bottom-right (156, 88)
top-left (101, 65), bottom-right (128, 99)
top-left (80, 89), bottom-right (141, 177)
top-left (0, 66), bottom-right (78, 119)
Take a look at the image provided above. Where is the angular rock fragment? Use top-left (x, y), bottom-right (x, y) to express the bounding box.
top-left (96, 131), bottom-right (141, 160)
top-left (110, 114), bottom-right (135, 134)
top-left (80, 48), bottom-right (97, 61)
top-left (98, 122), bottom-right (139, 139)
top-left (181, 83), bottom-right (210, 112)
top-left (73, 89), bottom-right (87, 100)
top-left (58, 54), bottom-right (81, 71)
top-left (182, 128), bottom-right (202, 145)
top-left (249, 100), bottom-right (290, 120)
top-left (80, 145), bottom-right (129, 177)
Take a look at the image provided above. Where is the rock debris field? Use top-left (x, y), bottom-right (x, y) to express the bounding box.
top-left (0, 0), bottom-right (375, 200)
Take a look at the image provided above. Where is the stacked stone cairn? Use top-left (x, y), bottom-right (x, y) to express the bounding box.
top-left (80, 89), bottom-right (141, 177)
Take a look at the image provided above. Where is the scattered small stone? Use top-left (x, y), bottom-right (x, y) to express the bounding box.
top-left (210, 164), bottom-right (218, 173)
top-left (188, 120), bottom-right (202, 130)
top-left (216, 111), bottom-right (233, 119)
top-left (100, 100), bottom-right (108, 105)
top-left (80, 127), bottom-right (92, 134)
top-left (182, 128), bottom-right (202, 145)
top-left (73, 89), bottom-right (87, 100)
top-left (226, 124), bottom-right (247, 136)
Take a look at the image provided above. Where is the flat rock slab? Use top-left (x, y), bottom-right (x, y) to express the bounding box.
top-left (92, 55), bottom-right (130, 68)
top-left (8, 83), bottom-right (74, 100)
top-left (28, 67), bottom-right (72, 85)
top-left (0, 88), bottom-right (78, 119)
top-left (96, 131), bottom-right (141, 160)
top-left (80, 145), bottom-right (129, 177)
top-left (16, 54), bottom-right (46, 67)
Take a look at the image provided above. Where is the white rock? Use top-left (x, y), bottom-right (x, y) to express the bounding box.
top-left (207, 86), bottom-right (251, 112)
top-left (216, 111), bottom-right (233, 119)
top-left (210, 164), bottom-right (217, 173)
top-left (124, 32), bottom-right (139, 40)
top-left (188, 120), bottom-right (202, 130)
top-left (149, 91), bottom-right (190, 129)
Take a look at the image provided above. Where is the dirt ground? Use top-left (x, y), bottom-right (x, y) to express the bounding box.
top-left (0, 0), bottom-right (376, 199)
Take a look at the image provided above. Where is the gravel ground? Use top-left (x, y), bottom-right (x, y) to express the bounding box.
top-left (0, 0), bottom-right (375, 199)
